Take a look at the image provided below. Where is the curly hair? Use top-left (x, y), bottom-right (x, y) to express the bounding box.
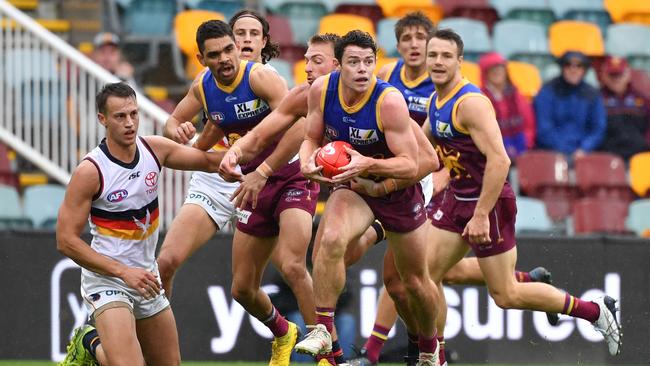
top-left (229, 9), bottom-right (280, 64)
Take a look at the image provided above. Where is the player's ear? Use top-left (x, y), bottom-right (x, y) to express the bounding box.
top-left (97, 112), bottom-right (107, 127)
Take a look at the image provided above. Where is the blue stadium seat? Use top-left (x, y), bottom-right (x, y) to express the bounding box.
top-left (626, 199), bottom-right (650, 237)
top-left (437, 17), bottom-right (492, 61)
top-left (186, 0), bottom-right (244, 20)
top-left (376, 18), bottom-right (399, 58)
top-left (0, 184), bottom-right (33, 230)
top-left (515, 196), bottom-right (554, 234)
top-left (276, 2), bottom-right (329, 45)
top-left (23, 184), bottom-right (66, 229)
top-left (121, 0), bottom-right (176, 36)
top-left (268, 59), bottom-right (295, 88)
top-left (492, 19), bottom-right (548, 59)
top-left (491, 0), bottom-right (556, 28)
top-left (549, 0), bottom-right (611, 35)
top-left (606, 23), bottom-right (650, 57)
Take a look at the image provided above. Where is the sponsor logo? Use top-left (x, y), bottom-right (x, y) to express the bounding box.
top-left (433, 209), bottom-right (443, 220)
top-left (234, 99), bottom-right (269, 119)
top-left (236, 208), bottom-right (252, 224)
top-left (322, 144), bottom-right (336, 155)
top-left (132, 209), bottom-right (152, 236)
top-left (435, 120), bottom-right (454, 138)
top-left (285, 189), bottom-right (304, 202)
top-left (211, 111), bottom-right (225, 123)
top-left (107, 189), bottom-right (128, 202)
top-left (325, 125), bottom-right (339, 139)
top-left (342, 116), bottom-right (356, 124)
top-left (187, 193), bottom-right (218, 212)
top-left (128, 171), bottom-right (141, 180)
top-left (225, 95), bottom-right (238, 103)
top-left (349, 127), bottom-right (379, 145)
top-left (407, 96), bottom-right (428, 113)
top-left (89, 293), bottom-right (101, 302)
top-left (145, 172), bottom-right (158, 187)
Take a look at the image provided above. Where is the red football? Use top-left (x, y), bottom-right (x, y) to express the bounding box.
top-left (316, 141), bottom-right (352, 178)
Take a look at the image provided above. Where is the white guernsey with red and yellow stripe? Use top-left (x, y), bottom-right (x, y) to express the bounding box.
top-left (83, 136), bottom-right (161, 270)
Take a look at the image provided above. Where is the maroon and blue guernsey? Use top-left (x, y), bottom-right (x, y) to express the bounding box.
top-left (428, 79), bottom-right (514, 199)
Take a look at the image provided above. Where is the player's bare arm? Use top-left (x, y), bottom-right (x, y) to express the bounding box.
top-left (143, 135), bottom-right (224, 172)
top-left (219, 84), bottom-right (309, 178)
top-left (351, 120), bottom-right (438, 196)
top-left (163, 76), bottom-right (204, 144)
top-left (193, 119), bottom-right (226, 151)
top-left (457, 95), bottom-right (510, 244)
top-left (335, 91), bottom-right (419, 182)
top-left (299, 76), bottom-right (332, 184)
top-left (56, 162), bottom-right (160, 299)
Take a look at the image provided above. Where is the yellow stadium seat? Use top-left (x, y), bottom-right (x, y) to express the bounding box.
top-left (507, 61), bottom-right (542, 98)
top-left (392, 4), bottom-right (444, 24)
top-left (8, 0), bottom-right (38, 11)
top-left (375, 57), bottom-right (399, 75)
top-left (461, 61), bottom-right (481, 86)
top-left (174, 10), bottom-right (225, 79)
top-left (630, 152), bottom-right (650, 197)
top-left (604, 0), bottom-right (650, 23)
top-left (293, 59), bottom-right (307, 85)
top-left (622, 11), bottom-right (650, 26)
top-left (318, 14), bottom-right (375, 38)
top-left (377, 0), bottom-right (433, 18)
top-left (549, 20), bottom-right (604, 57)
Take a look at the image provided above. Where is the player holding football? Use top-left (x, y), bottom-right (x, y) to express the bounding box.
top-left (57, 82), bottom-right (225, 366)
top-left (294, 30), bottom-right (441, 365)
top-left (420, 28), bottom-right (621, 358)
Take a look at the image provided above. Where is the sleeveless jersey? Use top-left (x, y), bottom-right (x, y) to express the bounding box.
top-left (83, 137), bottom-right (162, 271)
top-left (385, 59), bottom-right (434, 126)
top-left (428, 79), bottom-right (513, 199)
top-left (198, 60), bottom-right (273, 173)
top-left (322, 71), bottom-right (398, 160)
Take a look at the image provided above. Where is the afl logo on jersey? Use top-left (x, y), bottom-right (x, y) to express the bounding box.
top-left (107, 189), bottom-right (129, 202)
top-left (145, 172), bottom-right (158, 187)
top-left (325, 125), bottom-right (339, 139)
top-left (210, 111), bottom-right (225, 123)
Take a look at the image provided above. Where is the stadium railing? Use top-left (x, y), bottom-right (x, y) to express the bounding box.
top-left (0, 1), bottom-right (191, 230)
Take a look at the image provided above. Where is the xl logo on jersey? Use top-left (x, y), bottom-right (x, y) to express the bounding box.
top-left (107, 189), bottom-right (128, 202)
top-left (407, 95), bottom-right (428, 113)
top-left (435, 120), bottom-right (454, 138)
top-left (349, 127), bottom-right (379, 145)
top-left (234, 99), bottom-right (269, 119)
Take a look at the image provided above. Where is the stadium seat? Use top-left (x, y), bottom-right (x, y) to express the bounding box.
top-left (574, 152), bottom-right (633, 202)
top-left (293, 59), bottom-right (307, 85)
top-left (437, 18), bottom-right (492, 62)
top-left (120, 0), bottom-right (176, 36)
top-left (0, 184), bottom-right (33, 230)
top-left (491, 0), bottom-right (556, 28)
top-left (548, 20), bottom-right (604, 57)
top-left (23, 184), bottom-right (66, 229)
top-left (390, 4), bottom-right (444, 24)
top-left (549, 0), bottom-right (611, 36)
top-left (604, 0), bottom-right (650, 23)
top-left (515, 196), bottom-right (554, 234)
top-left (172, 9), bottom-right (224, 80)
top-left (626, 199), bottom-right (650, 237)
top-left (507, 61), bottom-right (542, 98)
top-left (461, 60), bottom-right (481, 86)
top-left (516, 150), bottom-right (575, 221)
top-left (187, 0), bottom-right (244, 20)
top-left (268, 59), bottom-right (295, 88)
top-left (573, 198), bottom-right (629, 234)
top-left (605, 23), bottom-right (650, 58)
top-left (318, 14), bottom-right (375, 38)
top-left (334, 3), bottom-right (384, 26)
top-left (276, 2), bottom-right (329, 45)
top-left (376, 18), bottom-right (399, 58)
top-left (493, 20), bottom-right (548, 60)
top-left (629, 152), bottom-right (650, 197)
top-left (447, 4), bottom-right (500, 33)
top-left (266, 14), bottom-right (306, 63)
top-left (376, 0), bottom-right (432, 18)
top-left (438, 0), bottom-right (488, 15)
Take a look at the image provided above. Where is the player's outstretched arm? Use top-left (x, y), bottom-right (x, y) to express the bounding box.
top-left (164, 76), bottom-right (204, 144)
top-left (56, 162), bottom-right (160, 299)
top-left (144, 135), bottom-right (224, 173)
top-left (458, 95), bottom-right (510, 242)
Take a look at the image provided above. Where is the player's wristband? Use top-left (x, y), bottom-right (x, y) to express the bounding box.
top-left (256, 161), bottom-right (274, 179)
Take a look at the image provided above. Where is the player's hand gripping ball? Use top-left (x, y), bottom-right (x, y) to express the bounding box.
top-left (316, 141), bottom-right (353, 178)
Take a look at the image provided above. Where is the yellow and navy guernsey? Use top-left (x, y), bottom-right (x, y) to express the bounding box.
top-left (428, 78), bottom-right (514, 199)
top-left (83, 137), bottom-right (161, 270)
top-left (385, 59), bottom-right (435, 126)
top-left (197, 60), bottom-right (272, 174)
top-left (321, 71), bottom-right (398, 162)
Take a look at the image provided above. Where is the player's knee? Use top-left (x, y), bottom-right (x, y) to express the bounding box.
top-left (319, 230), bottom-right (348, 258)
top-left (442, 266), bottom-right (464, 284)
top-left (231, 283), bottom-right (256, 305)
top-left (156, 253), bottom-right (180, 282)
top-left (384, 278), bottom-right (407, 307)
top-left (489, 288), bottom-right (519, 309)
top-left (278, 260), bottom-right (308, 285)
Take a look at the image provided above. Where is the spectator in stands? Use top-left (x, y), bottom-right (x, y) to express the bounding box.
top-left (91, 32), bottom-right (136, 86)
top-left (598, 56), bottom-right (650, 161)
top-left (479, 52), bottom-right (536, 161)
top-left (533, 51), bottom-right (606, 160)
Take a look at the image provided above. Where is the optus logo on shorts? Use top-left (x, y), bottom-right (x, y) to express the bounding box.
top-left (107, 189), bottom-right (128, 202)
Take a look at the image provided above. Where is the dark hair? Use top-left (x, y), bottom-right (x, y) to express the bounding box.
top-left (196, 20), bottom-right (234, 54)
top-left (96, 82), bottom-right (136, 114)
top-left (308, 33), bottom-right (341, 47)
top-left (394, 11), bottom-right (435, 41)
top-left (229, 9), bottom-right (280, 64)
top-left (428, 28), bottom-right (464, 57)
top-left (334, 30), bottom-right (377, 63)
